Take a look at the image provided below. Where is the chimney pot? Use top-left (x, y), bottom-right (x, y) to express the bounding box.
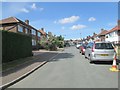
top-left (41, 28), bottom-right (44, 31)
top-left (101, 28), bottom-right (104, 32)
top-left (25, 20), bottom-right (29, 25)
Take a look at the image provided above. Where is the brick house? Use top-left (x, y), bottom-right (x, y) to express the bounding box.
top-left (0, 17), bottom-right (42, 49)
top-left (38, 28), bottom-right (47, 39)
top-left (96, 29), bottom-right (108, 41)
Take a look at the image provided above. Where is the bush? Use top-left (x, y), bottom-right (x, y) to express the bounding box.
top-left (2, 30), bottom-right (32, 63)
top-left (49, 43), bottom-right (57, 51)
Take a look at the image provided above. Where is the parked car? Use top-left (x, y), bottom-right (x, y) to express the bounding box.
top-left (76, 43), bottom-right (82, 49)
top-left (79, 43), bottom-right (87, 55)
top-left (64, 42), bottom-right (70, 47)
top-left (85, 41), bottom-right (115, 63)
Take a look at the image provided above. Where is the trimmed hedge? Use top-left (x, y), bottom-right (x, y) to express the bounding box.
top-left (2, 30), bottom-right (32, 63)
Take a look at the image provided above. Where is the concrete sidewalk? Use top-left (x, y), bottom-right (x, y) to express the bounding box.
top-left (1, 50), bottom-right (59, 89)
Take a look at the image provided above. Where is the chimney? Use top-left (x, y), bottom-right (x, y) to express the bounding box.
top-left (118, 20), bottom-right (120, 26)
top-left (25, 20), bottom-right (29, 25)
top-left (101, 28), bottom-right (104, 32)
top-left (41, 28), bottom-right (44, 31)
top-left (93, 32), bottom-right (96, 35)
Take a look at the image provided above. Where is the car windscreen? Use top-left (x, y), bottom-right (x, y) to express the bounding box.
top-left (95, 43), bottom-right (114, 49)
top-left (82, 44), bottom-right (87, 49)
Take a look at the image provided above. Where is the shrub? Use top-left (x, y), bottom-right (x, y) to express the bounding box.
top-left (2, 30), bottom-right (32, 63)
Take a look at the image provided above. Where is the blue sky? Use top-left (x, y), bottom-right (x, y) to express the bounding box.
top-left (1, 2), bottom-right (118, 40)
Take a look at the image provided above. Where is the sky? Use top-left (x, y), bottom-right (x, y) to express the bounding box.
top-left (1, 2), bottom-right (118, 40)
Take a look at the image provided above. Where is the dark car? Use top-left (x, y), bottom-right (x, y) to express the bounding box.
top-left (64, 42), bottom-right (70, 47)
top-left (79, 43), bottom-right (87, 55)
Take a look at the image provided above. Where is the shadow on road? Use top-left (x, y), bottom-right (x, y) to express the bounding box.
top-left (92, 61), bottom-right (113, 65)
top-left (2, 52), bottom-right (58, 77)
top-left (2, 52), bottom-right (74, 77)
top-left (49, 53), bottom-right (74, 62)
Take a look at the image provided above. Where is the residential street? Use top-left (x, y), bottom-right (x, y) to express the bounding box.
top-left (9, 46), bottom-right (118, 88)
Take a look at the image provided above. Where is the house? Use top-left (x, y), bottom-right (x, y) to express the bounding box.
top-left (0, 17), bottom-right (42, 49)
top-left (105, 25), bottom-right (120, 44)
top-left (38, 28), bottom-right (47, 38)
top-left (91, 32), bottom-right (97, 42)
top-left (96, 29), bottom-right (108, 41)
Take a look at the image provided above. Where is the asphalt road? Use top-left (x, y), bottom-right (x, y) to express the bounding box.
top-left (9, 46), bottom-right (118, 88)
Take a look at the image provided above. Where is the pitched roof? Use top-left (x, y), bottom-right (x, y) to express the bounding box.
top-left (92, 33), bottom-right (97, 38)
top-left (97, 30), bottom-right (108, 36)
top-left (0, 17), bottom-right (38, 31)
top-left (106, 25), bottom-right (120, 34)
top-left (39, 30), bottom-right (46, 35)
top-left (0, 17), bottom-right (19, 24)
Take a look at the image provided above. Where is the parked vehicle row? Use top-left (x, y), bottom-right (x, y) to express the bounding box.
top-left (78, 41), bottom-right (115, 63)
top-left (76, 43), bottom-right (82, 49)
top-left (79, 43), bottom-right (87, 55)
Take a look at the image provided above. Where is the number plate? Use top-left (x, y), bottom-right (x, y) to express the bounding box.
top-left (101, 54), bottom-right (108, 56)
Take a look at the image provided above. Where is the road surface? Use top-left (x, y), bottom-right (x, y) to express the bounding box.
top-left (9, 46), bottom-right (118, 88)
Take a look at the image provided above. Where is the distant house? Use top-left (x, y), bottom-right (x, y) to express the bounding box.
top-left (105, 25), bottom-right (120, 44)
top-left (38, 28), bottom-right (47, 38)
top-left (96, 29), bottom-right (108, 41)
top-left (86, 35), bottom-right (92, 42)
top-left (91, 32), bottom-right (97, 42)
top-left (0, 17), bottom-right (42, 49)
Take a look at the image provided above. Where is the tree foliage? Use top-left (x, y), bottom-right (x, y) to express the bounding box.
top-left (39, 34), bottom-right (64, 50)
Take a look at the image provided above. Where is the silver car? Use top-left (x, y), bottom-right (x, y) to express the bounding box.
top-left (85, 42), bottom-right (115, 63)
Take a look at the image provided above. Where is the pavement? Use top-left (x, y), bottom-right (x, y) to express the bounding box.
top-left (1, 50), bottom-right (60, 89)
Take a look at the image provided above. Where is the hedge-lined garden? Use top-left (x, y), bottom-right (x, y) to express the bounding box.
top-left (2, 30), bottom-right (32, 63)
top-left (39, 35), bottom-right (64, 51)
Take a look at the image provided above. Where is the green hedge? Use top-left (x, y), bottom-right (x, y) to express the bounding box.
top-left (2, 30), bottom-right (32, 63)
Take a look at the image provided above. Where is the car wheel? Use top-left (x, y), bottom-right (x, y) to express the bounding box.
top-left (90, 60), bottom-right (93, 63)
top-left (89, 55), bottom-right (94, 63)
top-left (88, 54), bottom-right (91, 60)
top-left (82, 52), bottom-right (84, 55)
top-left (80, 50), bottom-right (81, 53)
top-left (85, 55), bottom-right (87, 59)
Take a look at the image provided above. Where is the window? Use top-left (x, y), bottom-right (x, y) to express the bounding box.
top-left (32, 29), bottom-right (36, 35)
top-left (114, 31), bottom-right (117, 36)
top-left (109, 33), bottom-right (112, 37)
top-left (18, 25), bottom-right (23, 32)
top-left (32, 39), bottom-right (36, 46)
top-left (38, 32), bottom-right (41, 37)
top-left (25, 28), bottom-right (28, 34)
top-left (87, 42), bottom-right (93, 48)
top-left (118, 30), bottom-right (120, 36)
top-left (106, 35), bottom-right (108, 38)
top-left (95, 43), bottom-right (114, 49)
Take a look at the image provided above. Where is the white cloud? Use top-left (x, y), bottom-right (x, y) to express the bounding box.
top-left (40, 8), bottom-right (44, 11)
top-left (20, 8), bottom-right (29, 13)
top-left (2, 2), bottom-right (29, 17)
top-left (31, 3), bottom-right (44, 11)
top-left (88, 17), bottom-right (96, 22)
top-left (71, 24), bottom-right (87, 30)
top-left (58, 16), bottom-right (80, 24)
top-left (31, 3), bottom-right (37, 10)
